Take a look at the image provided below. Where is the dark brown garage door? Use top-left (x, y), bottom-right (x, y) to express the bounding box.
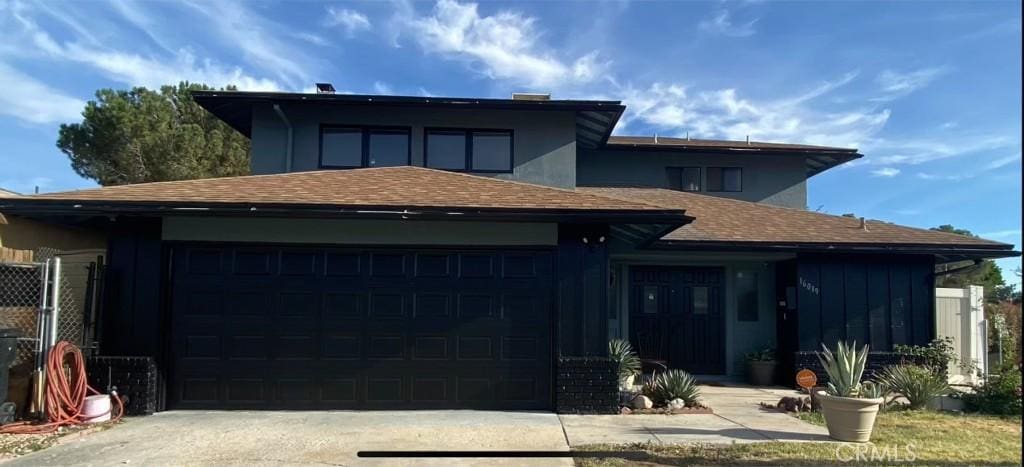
top-left (169, 244), bottom-right (554, 410)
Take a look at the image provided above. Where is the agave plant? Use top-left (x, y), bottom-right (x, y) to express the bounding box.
top-left (860, 381), bottom-right (889, 400)
top-left (644, 369), bottom-right (701, 406)
top-left (877, 364), bottom-right (950, 410)
top-left (817, 341), bottom-right (870, 398)
top-left (608, 339), bottom-right (641, 380)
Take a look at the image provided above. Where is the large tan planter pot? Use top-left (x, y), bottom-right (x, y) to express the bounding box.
top-left (816, 391), bottom-right (884, 443)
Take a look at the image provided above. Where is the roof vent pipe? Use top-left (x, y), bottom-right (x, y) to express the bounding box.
top-left (746, 135), bottom-right (750, 145)
top-left (860, 217), bottom-right (869, 231)
top-left (686, 131), bottom-right (690, 141)
top-left (273, 104), bottom-right (293, 172)
top-left (654, 133), bottom-right (658, 144)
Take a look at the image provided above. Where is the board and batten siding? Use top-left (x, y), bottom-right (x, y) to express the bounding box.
top-left (796, 254), bottom-right (935, 351)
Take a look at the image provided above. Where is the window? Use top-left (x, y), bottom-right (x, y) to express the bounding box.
top-left (736, 271), bottom-right (759, 322)
top-left (692, 287), bottom-right (709, 315)
top-left (666, 167), bottom-right (701, 192)
top-left (425, 129), bottom-right (513, 172)
top-left (643, 286), bottom-right (660, 314)
top-left (320, 126), bottom-right (410, 168)
top-left (707, 167), bottom-right (742, 192)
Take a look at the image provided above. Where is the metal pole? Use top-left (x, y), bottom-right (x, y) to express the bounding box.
top-left (50, 257), bottom-right (61, 349)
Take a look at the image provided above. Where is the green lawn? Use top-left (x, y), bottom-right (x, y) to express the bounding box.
top-left (574, 410), bottom-right (1022, 466)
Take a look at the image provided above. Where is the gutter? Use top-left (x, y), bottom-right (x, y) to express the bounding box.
top-left (272, 104), bottom-right (293, 172)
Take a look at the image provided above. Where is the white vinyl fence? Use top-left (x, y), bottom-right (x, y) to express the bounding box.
top-left (935, 286), bottom-right (986, 384)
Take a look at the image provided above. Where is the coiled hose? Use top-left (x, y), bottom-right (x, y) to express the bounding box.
top-left (0, 341), bottom-right (123, 434)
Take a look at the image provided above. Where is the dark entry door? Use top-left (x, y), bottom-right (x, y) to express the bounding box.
top-left (168, 244), bottom-right (554, 410)
top-left (630, 266), bottom-right (725, 374)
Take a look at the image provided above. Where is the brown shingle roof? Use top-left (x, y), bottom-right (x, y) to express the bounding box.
top-left (27, 167), bottom-right (670, 213)
top-left (581, 187), bottom-right (1013, 249)
top-left (606, 136), bottom-right (857, 153)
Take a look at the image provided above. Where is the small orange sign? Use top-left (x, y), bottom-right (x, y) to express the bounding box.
top-left (796, 369), bottom-right (817, 389)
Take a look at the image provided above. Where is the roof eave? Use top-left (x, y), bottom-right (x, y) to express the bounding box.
top-left (647, 239), bottom-right (1019, 260)
top-left (0, 198), bottom-right (688, 225)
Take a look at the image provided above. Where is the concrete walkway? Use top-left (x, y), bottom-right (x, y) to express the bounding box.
top-left (6, 411), bottom-right (572, 466)
top-left (560, 384), bottom-right (830, 447)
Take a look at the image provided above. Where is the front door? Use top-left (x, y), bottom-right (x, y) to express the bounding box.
top-left (630, 266), bottom-right (725, 374)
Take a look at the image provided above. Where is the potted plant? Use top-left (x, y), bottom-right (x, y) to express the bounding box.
top-left (815, 341), bottom-right (885, 443)
top-left (608, 339), bottom-right (641, 391)
top-left (744, 347), bottom-right (777, 386)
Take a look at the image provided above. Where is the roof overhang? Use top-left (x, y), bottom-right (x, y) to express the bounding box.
top-left (647, 239), bottom-right (1020, 263)
top-left (597, 142), bottom-right (863, 177)
top-left (193, 91), bottom-right (625, 150)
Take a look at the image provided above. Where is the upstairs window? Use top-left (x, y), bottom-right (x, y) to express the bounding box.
top-left (320, 126), bottom-right (411, 168)
top-left (707, 167), bottom-right (742, 192)
top-left (666, 167), bottom-right (701, 192)
top-left (425, 128), bottom-right (513, 173)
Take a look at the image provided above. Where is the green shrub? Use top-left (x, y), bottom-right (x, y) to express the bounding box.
top-left (877, 364), bottom-right (950, 410)
top-left (817, 341), bottom-right (869, 397)
top-left (744, 347), bottom-right (776, 362)
top-left (962, 363), bottom-right (1023, 416)
top-left (861, 380), bottom-right (889, 400)
top-left (608, 339), bottom-right (641, 380)
top-left (894, 337), bottom-right (974, 377)
top-left (644, 369), bottom-right (701, 406)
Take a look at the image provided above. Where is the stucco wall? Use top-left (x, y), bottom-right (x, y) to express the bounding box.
top-left (0, 213), bottom-right (106, 253)
top-left (162, 217), bottom-right (558, 246)
top-left (577, 147), bottom-right (808, 208)
top-left (250, 103), bottom-right (577, 188)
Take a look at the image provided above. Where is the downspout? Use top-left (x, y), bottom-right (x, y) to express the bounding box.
top-left (272, 104), bottom-right (293, 172)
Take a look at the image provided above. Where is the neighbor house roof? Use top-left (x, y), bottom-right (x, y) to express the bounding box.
top-left (193, 90), bottom-right (625, 149)
top-left (581, 187), bottom-right (1017, 260)
top-left (0, 188), bottom-right (19, 197)
top-left (602, 136), bottom-right (863, 177)
top-left (1, 167), bottom-right (688, 225)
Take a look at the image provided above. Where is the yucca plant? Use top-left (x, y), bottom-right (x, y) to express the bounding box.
top-left (877, 364), bottom-right (950, 410)
top-left (644, 369), bottom-right (701, 406)
top-left (817, 341), bottom-right (870, 398)
top-left (608, 339), bottom-right (641, 380)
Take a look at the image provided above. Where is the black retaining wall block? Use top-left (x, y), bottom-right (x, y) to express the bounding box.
top-left (794, 351), bottom-right (932, 387)
top-left (86, 356), bottom-right (158, 416)
top-left (555, 357), bottom-right (618, 414)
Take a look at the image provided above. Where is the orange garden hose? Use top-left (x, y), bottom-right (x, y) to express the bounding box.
top-left (0, 341), bottom-right (124, 434)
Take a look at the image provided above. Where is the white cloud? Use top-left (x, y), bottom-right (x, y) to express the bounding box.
top-left (372, 81), bottom-right (394, 95)
top-left (698, 10), bottom-right (758, 38)
top-left (984, 152), bottom-right (1022, 170)
top-left (864, 136), bottom-right (1012, 166)
top-left (980, 229), bottom-right (1023, 239)
top-left (871, 167), bottom-right (901, 177)
top-left (0, 61), bottom-right (85, 124)
top-left (326, 7), bottom-right (371, 36)
top-left (1, 2), bottom-right (284, 92)
top-left (873, 67), bottom-right (950, 101)
top-left (399, 0), bottom-right (605, 88)
top-left (614, 72), bottom-right (888, 149)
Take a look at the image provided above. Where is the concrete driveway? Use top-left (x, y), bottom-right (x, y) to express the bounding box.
top-left (7, 411), bottom-right (571, 466)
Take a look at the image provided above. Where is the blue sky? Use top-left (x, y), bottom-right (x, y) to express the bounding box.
top-left (0, 0), bottom-right (1021, 284)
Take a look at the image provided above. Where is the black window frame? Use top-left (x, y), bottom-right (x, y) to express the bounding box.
top-left (666, 166), bottom-right (702, 192)
top-left (319, 124), bottom-right (412, 169)
top-left (424, 127), bottom-right (514, 173)
top-left (707, 167), bottom-right (743, 192)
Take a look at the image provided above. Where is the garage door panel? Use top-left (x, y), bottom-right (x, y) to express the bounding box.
top-left (171, 244), bottom-right (553, 410)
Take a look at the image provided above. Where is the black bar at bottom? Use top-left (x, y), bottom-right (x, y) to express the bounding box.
top-left (358, 451), bottom-right (644, 458)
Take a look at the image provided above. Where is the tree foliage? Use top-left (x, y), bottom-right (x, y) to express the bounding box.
top-left (57, 82), bottom-right (250, 186)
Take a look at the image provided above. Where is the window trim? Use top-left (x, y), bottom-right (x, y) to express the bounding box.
top-left (424, 127), bottom-right (514, 174)
top-left (319, 124), bottom-right (412, 169)
top-left (707, 167), bottom-right (743, 192)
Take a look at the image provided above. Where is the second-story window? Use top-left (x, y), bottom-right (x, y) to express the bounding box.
top-left (425, 128), bottom-right (513, 173)
top-left (666, 167), bottom-right (701, 192)
top-left (707, 167), bottom-right (742, 192)
top-left (320, 126), bottom-right (411, 169)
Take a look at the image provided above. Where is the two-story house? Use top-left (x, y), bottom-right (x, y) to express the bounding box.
top-left (2, 88), bottom-right (1015, 412)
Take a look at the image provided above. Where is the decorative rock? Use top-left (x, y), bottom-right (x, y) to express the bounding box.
top-left (630, 395), bottom-right (653, 410)
top-left (667, 398), bottom-right (687, 410)
top-left (620, 406), bottom-right (632, 415)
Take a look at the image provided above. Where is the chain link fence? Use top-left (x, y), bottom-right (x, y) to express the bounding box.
top-left (0, 248), bottom-right (98, 367)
